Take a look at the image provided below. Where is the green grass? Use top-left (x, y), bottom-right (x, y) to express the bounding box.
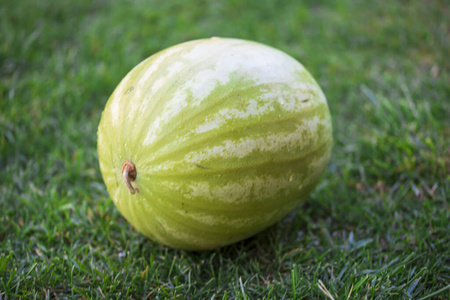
top-left (1, 0), bottom-right (449, 298)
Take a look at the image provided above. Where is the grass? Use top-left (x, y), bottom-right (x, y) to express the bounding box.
top-left (1, 0), bottom-right (449, 298)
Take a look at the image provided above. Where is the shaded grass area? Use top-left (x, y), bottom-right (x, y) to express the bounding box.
top-left (1, 0), bottom-right (449, 298)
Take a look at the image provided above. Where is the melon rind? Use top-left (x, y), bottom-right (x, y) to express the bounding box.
top-left (97, 37), bottom-right (332, 250)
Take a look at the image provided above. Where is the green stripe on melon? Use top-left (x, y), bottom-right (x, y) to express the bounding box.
top-left (97, 37), bottom-right (332, 250)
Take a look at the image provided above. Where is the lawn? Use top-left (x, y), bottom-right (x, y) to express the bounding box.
top-left (1, 0), bottom-right (449, 299)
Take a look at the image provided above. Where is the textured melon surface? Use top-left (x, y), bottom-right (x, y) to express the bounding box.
top-left (97, 37), bottom-right (332, 250)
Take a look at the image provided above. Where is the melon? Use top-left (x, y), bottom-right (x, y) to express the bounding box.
top-left (97, 37), bottom-right (332, 250)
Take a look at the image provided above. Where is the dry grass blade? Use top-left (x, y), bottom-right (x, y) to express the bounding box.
top-left (318, 280), bottom-right (335, 300)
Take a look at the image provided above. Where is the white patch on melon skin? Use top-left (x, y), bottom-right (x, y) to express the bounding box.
top-left (137, 46), bottom-right (183, 88)
top-left (278, 96), bottom-right (286, 105)
top-left (110, 95), bottom-right (121, 124)
top-left (149, 61), bottom-right (185, 95)
top-left (182, 43), bottom-right (215, 61)
top-left (120, 47), bottom-right (187, 125)
top-left (194, 118), bottom-right (222, 134)
top-left (182, 69), bottom-right (221, 104)
top-left (156, 174), bottom-right (296, 205)
top-left (167, 61), bottom-right (185, 77)
top-left (181, 213), bottom-right (222, 228)
top-left (192, 88), bottom-right (318, 135)
top-left (223, 99), bottom-right (274, 119)
top-left (194, 99), bottom-right (275, 134)
top-left (184, 116), bottom-right (326, 162)
top-left (142, 88), bottom-right (189, 146)
top-left (142, 117), bottom-right (161, 146)
top-left (183, 209), bottom-right (280, 230)
top-left (265, 88), bottom-right (321, 112)
top-left (225, 42), bottom-right (303, 86)
top-left (181, 39), bottom-right (306, 87)
top-left (164, 39), bottom-right (308, 110)
top-left (151, 77), bottom-right (168, 94)
top-left (183, 174), bottom-right (295, 204)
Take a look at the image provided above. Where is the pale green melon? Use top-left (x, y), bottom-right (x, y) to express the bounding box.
top-left (97, 37), bottom-right (332, 250)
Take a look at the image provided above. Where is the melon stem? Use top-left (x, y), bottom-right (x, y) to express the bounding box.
top-left (122, 160), bottom-right (139, 194)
